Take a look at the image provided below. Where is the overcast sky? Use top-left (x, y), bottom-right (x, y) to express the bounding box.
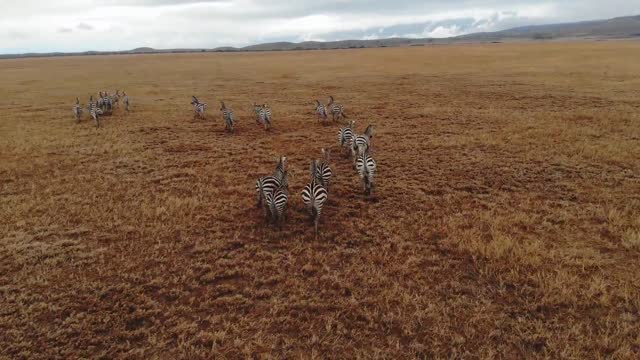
top-left (1, 0), bottom-right (638, 53)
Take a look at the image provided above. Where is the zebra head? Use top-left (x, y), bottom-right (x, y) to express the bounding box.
top-left (220, 101), bottom-right (226, 110)
top-left (280, 170), bottom-right (289, 191)
top-left (310, 160), bottom-right (323, 183)
top-left (191, 96), bottom-right (199, 105)
top-left (321, 148), bottom-right (331, 163)
top-left (328, 96), bottom-right (334, 105)
top-left (75, 97), bottom-right (79, 105)
top-left (348, 120), bottom-right (355, 129)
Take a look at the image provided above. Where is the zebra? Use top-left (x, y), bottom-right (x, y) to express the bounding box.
top-left (255, 156), bottom-right (288, 210)
top-left (262, 103), bottom-right (273, 130)
top-left (253, 103), bottom-right (272, 131)
top-left (351, 125), bottom-right (374, 167)
top-left (316, 148), bottom-right (333, 193)
top-left (253, 103), bottom-right (265, 124)
top-left (337, 120), bottom-right (356, 157)
top-left (315, 100), bottom-right (328, 123)
top-left (302, 160), bottom-right (328, 240)
top-left (97, 92), bottom-right (105, 109)
top-left (122, 91), bottom-right (130, 112)
top-left (89, 96), bottom-right (103, 128)
top-left (191, 96), bottom-right (206, 120)
top-left (327, 96), bottom-right (347, 122)
top-left (111, 90), bottom-right (120, 108)
top-left (73, 98), bottom-right (83, 123)
top-left (356, 150), bottom-right (376, 196)
top-left (220, 101), bottom-right (235, 133)
top-left (101, 91), bottom-right (113, 114)
top-left (265, 184), bottom-right (289, 227)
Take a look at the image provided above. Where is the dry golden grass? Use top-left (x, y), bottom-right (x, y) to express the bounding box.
top-left (1, 41), bottom-right (640, 358)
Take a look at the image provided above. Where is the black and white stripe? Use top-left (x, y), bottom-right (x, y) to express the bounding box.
top-left (73, 97), bottom-right (83, 123)
top-left (265, 187), bottom-right (288, 226)
top-left (351, 125), bottom-right (374, 166)
top-left (122, 91), bottom-right (130, 112)
top-left (302, 161), bottom-right (328, 240)
top-left (112, 90), bottom-right (120, 108)
top-left (315, 100), bottom-right (328, 122)
top-left (256, 157), bottom-right (288, 209)
top-left (89, 96), bottom-right (103, 128)
top-left (254, 103), bottom-right (266, 124)
top-left (316, 148), bottom-right (333, 193)
top-left (356, 151), bottom-right (377, 196)
top-left (101, 91), bottom-right (113, 114)
top-left (191, 96), bottom-right (207, 120)
top-left (262, 104), bottom-right (273, 129)
top-left (220, 101), bottom-right (235, 132)
top-left (253, 103), bottom-right (272, 130)
top-left (327, 96), bottom-right (347, 122)
top-left (337, 120), bottom-right (355, 156)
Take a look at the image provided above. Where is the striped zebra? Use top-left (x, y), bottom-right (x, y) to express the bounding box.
top-left (122, 91), bottom-right (130, 112)
top-left (256, 156), bottom-right (288, 209)
top-left (97, 92), bottom-right (105, 109)
top-left (356, 151), bottom-right (376, 196)
top-left (316, 148), bottom-right (333, 193)
top-left (337, 120), bottom-right (356, 157)
top-left (351, 125), bottom-right (374, 167)
top-left (73, 98), bottom-right (83, 123)
top-left (302, 160), bottom-right (328, 240)
top-left (220, 101), bottom-right (235, 133)
top-left (315, 100), bottom-right (328, 123)
top-left (253, 103), bottom-right (272, 130)
top-left (89, 96), bottom-right (103, 128)
top-left (101, 91), bottom-right (113, 114)
top-left (112, 90), bottom-right (120, 108)
top-left (265, 186), bottom-right (289, 227)
top-left (327, 96), bottom-right (347, 122)
top-left (191, 96), bottom-right (206, 120)
top-left (253, 103), bottom-right (265, 124)
top-left (262, 103), bottom-right (273, 130)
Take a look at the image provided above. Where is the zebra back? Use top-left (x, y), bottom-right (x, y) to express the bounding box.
top-left (356, 152), bottom-right (376, 195)
top-left (316, 149), bottom-right (333, 190)
top-left (302, 162), bottom-right (328, 215)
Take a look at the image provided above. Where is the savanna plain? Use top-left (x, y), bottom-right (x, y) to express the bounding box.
top-left (1, 42), bottom-right (640, 359)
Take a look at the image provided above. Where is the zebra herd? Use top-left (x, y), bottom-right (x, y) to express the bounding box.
top-left (72, 91), bottom-right (375, 239)
top-left (255, 105), bottom-right (376, 239)
top-left (190, 96), bottom-right (347, 133)
top-left (315, 96), bottom-right (347, 123)
top-left (190, 96), bottom-right (239, 132)
top-left (73, 90), bottom-right (130, 127)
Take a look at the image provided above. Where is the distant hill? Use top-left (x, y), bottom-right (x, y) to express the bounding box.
top-left (456, 15), bottom-right (640, 41)
top-left (1, 15), bottom-right (639, 59)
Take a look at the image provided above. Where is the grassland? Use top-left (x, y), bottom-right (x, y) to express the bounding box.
top-left (1, 41), bottom-right (640, 358)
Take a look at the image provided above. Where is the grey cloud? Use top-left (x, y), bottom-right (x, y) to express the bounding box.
top-left (77, 23), bottom-right (94, 30)
top-left (8, 31), bottom-right (30, 39)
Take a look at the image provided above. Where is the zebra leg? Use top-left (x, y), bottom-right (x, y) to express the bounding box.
top-left (314, 216), bottom-right (319, 241)
top-left (256, 191), bottom-right (263, 208)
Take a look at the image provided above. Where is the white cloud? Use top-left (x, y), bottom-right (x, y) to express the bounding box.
top-left (425, 25), bottom-right (462, 38)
